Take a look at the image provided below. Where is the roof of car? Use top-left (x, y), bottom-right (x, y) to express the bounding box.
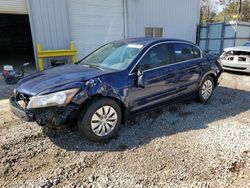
top-left (114, 37), bottom-right (194, 46)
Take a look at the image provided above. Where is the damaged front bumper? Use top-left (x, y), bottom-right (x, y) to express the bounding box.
top-left (10, 96), bottom-right (34, 121)
top-left (9, 96), bottom-right (79, 127)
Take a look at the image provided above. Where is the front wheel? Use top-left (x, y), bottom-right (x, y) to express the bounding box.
top-left (77, 98), bottom-right (122, 142)
top-left (198, 76), bottom-right (215, 103)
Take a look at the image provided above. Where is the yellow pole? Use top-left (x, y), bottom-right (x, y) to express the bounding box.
top-left (37, 44), bottom-right (44, 71)
top-left (70, 42), bottom-right (77, 63)
top-left (36, 42), bottom-right (77, 71)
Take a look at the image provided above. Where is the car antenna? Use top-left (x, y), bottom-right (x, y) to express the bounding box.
top-left (74, 57), bottom-right (86, 64)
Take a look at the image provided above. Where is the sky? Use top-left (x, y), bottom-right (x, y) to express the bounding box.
top-left (209, 0), bottom-right (224, 13)
top-left (209, 0), bottom-right (250, 13)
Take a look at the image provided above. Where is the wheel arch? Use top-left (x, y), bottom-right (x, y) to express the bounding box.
top-left (207, 73), bottom-right (218, 85)
top-left (200, 72), bottom-right (218, 87)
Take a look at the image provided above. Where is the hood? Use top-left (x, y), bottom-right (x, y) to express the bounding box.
top-left (224, 46), bottom-right (250, 52)
top-left (15, 64), bottom-right (113, 96)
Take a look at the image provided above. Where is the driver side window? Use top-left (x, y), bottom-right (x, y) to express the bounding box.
top-left (135, 43), bottom-right (173, 71)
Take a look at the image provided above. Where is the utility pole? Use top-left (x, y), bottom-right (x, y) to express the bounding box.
top-left (207, 5), bottom-right (210, 23)
top-left (237, 0), bottom-right (242, 22)
top-left (239, 0), bottom-right (242, 15)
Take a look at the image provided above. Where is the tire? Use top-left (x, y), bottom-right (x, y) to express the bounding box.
top-left (77, 98), bottom-right (122, 142)
top-left (198, 76), bottom-right (215, 103)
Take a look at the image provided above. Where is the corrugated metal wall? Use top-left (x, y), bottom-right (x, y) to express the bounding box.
top-left (0, 0), bottom-right (27, 14)
top-left (26, 0), bottom-right (201, 69)
top-left (27, 0), bottom-right (72, 69)
top-left (27, 0), bottom-right (71, 50)
top-left (198, 21), bottom-right (250, 54)
top-left (68, 0), bottom-right (125, 59)
top-left (126, 0), bottom-right (200, 43)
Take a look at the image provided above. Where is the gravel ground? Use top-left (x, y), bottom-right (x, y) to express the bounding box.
top-left (0, 72), bottom-right (250, 188)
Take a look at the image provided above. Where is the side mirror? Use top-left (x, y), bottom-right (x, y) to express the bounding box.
top-left (137, 69), bottom-right (145, 88)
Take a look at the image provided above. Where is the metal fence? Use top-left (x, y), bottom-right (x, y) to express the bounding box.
top-left (197, 21), bottom-right (250, 55)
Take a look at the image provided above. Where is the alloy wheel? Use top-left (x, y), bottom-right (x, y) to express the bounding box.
top-left (201, 80), bottom-right (213, 100)
top-left (91, 105), bottom-right (118, 137)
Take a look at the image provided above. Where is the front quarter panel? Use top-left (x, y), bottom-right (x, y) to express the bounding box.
top-left (76, 71), bottom-right (129, 108)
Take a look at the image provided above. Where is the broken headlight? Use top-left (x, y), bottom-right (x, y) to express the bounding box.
top-left (27, 89), bottom-right (79, 109)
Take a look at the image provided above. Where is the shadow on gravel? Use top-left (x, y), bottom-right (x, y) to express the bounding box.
top-left (44, 86), bottom-right (250, 152)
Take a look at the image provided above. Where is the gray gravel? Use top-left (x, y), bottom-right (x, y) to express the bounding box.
top-left (0, 72), bottom-right (250, 188)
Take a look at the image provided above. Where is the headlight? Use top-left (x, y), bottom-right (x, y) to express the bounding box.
top-left (27, 88), bottom-right (79, 109)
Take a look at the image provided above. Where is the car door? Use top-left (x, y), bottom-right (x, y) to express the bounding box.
top-left (127, 43), bottom-right (177, 112)
top-left (172, 43), bottom-right (202, 96)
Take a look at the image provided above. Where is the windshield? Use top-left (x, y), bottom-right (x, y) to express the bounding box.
top-left (243, 42), bottom-right (250, 47)
top-left (80, 42), bottom-right (144, 71)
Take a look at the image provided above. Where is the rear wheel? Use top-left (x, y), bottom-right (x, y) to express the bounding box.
top-left (198, 76), bottom-right (215, 103)
top-left (78, 98), bottom-right (122, 142)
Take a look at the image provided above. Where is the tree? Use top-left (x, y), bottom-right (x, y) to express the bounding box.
top-left (240, 0), bottom-right (250, 21)
top-left (214, 1), bottom-right (239, 22)
top-left (200, 0), bottom-right (217, 24)
top-left (202, 0), bottom-right (250, 23)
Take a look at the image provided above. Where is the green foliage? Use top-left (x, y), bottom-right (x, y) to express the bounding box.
top-left (241, 0), bottom-right (250, 22)
top-left (200, 0), bottom-right (250, 23)
top-left (200, 0), bottom-right (217, 24)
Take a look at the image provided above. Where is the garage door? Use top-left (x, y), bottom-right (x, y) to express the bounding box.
top-left (68, 0), bottom-right (125, 59)
top-left (0, 0), bottom-right (27, 14)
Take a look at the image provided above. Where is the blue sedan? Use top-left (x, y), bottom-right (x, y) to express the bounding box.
top-left (10, 38), bottom-right (222, 142)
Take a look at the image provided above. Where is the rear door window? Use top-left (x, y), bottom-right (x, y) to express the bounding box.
top-left (173, 43), bottom-right (201, 63)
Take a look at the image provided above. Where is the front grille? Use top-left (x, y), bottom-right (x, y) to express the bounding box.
top-left (238, 57), bottom-right (246, 62)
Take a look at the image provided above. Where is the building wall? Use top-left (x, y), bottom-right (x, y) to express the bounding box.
top-left (126, 0), bottom-right (200, 43)
top-left (27, 0), bottom-right (72, 69)
top-left (67, 0), bottom-right (125, 59)
top-left (0, 0), bottom-right (27, 14)
top-left (26, 0), bottom-right (200, 69)
top-left (27, 0), bottom-right (71, 50)
top-left (27, 0), bottom-right (125, 63)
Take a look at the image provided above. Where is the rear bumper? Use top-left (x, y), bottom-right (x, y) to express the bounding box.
top-left (9, 97), bottom-right (34, 122)
top-left (221, 61), bottom-right (250, 73)
top-left (222, 65), bottom-right (250, 73)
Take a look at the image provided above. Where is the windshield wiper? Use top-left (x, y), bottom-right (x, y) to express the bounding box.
top-left (82, 64), bottom-right (102, 70)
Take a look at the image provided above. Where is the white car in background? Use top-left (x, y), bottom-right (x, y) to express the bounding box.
top-left (220, 41), bottom-right (250, 73)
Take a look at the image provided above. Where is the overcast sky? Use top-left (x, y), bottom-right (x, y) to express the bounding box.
top-left (209, 0), bottom-right (224, 13)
